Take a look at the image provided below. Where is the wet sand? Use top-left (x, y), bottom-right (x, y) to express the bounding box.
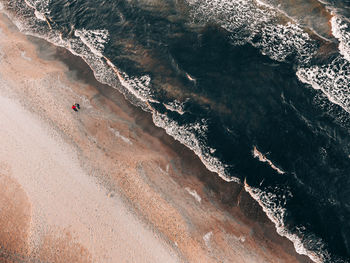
top-left (0, 13), bottom-right (312, 263)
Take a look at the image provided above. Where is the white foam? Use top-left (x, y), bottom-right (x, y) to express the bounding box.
top-left (187, 0), bottom-right (274, 45)
top-left (74, 29), bottom-right (110, 57)
top-left (152, 111), bottom-right (239, 183)
top-left (118, 72), bottom-right (154, 103)
top-left (163, 99), bottom-right (186, 115)
top-left (185, 187), bottom-right (202, 203)
top-left (252, 146), bottom-right (285, 174)
top-left (331, 15), bottom-right (350, 62)
top-left (252, 22), bottom-right (317, 64)
top-left (244, 180), bottom-right (330, 263)
top-left (23, 0), bottom-right (37, 10)
top-left (186, 0), bottom-right (316, 64)
top-left (5, 0), bottom-right (158, 111)
top-left (255, 0), bottom-right (273, 9)
top-left (296, 56), bottom-right (350, 114)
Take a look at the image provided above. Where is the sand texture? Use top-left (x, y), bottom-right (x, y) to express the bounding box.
top-left (0, 13), bottom-right (312, 263)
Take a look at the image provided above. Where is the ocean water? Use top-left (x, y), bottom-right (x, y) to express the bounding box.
top-left (1, 0), bottom-right (350, 262)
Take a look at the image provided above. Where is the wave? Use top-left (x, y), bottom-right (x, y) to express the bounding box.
top-left (331, 15), bottom-right (350, 62)
top-left (295, 14), bottom-right (350, 136)
top-left (297, 56), bottom-right (350, 114)
top-left (244, 180), bottom-right (348, 263)
top-left (184, 0), bottom-right (350, 123)
top-left (186, 0), bottom-right (274, 45)
top-left (186, 0), bottom-right (317, 64)
top-left (74, 29), bottom-right (110, 57)
top-left (252, 146), bottom-right (285, 174)
top-left (162, 99), bottom-right (187, 115)
top-left (152, 111), bottom-right (238, 183)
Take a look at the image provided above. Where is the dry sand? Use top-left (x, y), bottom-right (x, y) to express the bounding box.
top-left (0, 13), bottom-right (312, 263)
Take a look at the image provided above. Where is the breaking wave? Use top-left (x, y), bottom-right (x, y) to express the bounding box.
top-left (152, 112), bottom-right (238, 183)
top-left (186, 0), bottom-right (317, 64)
top-left (297, 56), bottom-right (350, 114)
top-left (296, 14), bottom-right (350, 118)
top-left (162, 99), bottom-right (187, 115)
top-left (244, 181), bottom-right (348, 263)
top-left (296, 15), bottom-right (350, 116)
top-left (331, 15), bottom-right (350, 62)
top-left (74, 29), bottom-right (110, 57)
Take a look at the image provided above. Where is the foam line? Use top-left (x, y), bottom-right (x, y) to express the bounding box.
top-left (331, 15), bottom-right (350, 62)
top-left (252, 146), bottom-right (285, 174)
top-left (297, 57), bottom-right (350, 115)
top-left (244, 180), bottom-right (333, 263)
top-left (152, 112), bottom-right (239, 183)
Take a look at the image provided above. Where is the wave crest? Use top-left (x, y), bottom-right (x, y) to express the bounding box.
top-left (244, 181), bottom-right (340, 263)
top-left (186, 0), bottom-right (317, 64)
top-left (152, 112), bottom-right (238, 183)
top-left (74, 29), bottom-right (110, 57)
top-left (297, 56), bottom-right (350, 114)
top-left (331, 15), bottom-right (350, 62)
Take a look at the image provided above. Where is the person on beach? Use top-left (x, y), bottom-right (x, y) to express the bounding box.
top-left (72, 104), bottom-right (78, 112)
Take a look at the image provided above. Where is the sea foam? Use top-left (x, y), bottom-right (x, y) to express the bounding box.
top-left (331, 15), bottom-right (350, 62)
top-left (186, 0), bottom-right (316, 64)
top-left (163, 99), bottom-right (187, 115)
top-left (244, 181), bottom-right (334, 263)
top-left (152, 112), bottom-right (239, 183)
top-left (74, 29), bottom-right (110, 57)
top-left (297, 57), bottom-right (350, 114)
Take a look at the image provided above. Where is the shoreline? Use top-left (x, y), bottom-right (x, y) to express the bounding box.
top-left (0, 12), bottom-right (312, 263)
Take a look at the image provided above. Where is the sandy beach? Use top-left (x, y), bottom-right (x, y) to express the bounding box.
top-left (0, 13), bottom-right (312, 263)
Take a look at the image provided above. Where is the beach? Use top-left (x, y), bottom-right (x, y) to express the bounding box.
top-left (0, 12), bottom-right (312, 263)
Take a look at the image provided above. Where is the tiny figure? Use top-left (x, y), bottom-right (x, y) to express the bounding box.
top-left (72, 104), bottom-right (78, 112)
top-left (75, 103), bottom-right (80, 109)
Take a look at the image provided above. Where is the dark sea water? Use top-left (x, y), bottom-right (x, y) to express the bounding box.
top-left (2, 0), bottom-right (350, 262)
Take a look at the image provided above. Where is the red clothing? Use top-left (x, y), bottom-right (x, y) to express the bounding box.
top-left (72, 105), bottom-right (76, 109)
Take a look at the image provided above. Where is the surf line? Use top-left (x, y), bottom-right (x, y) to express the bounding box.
top-left (103, 57), bottom-right (155, 111)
